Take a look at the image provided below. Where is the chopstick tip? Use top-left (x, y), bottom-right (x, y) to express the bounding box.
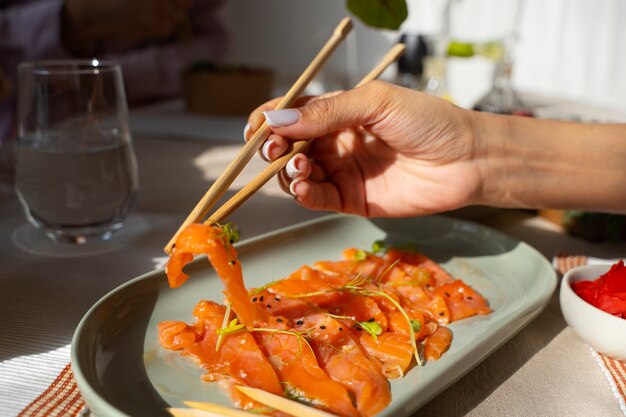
top-left (336, 17), bottom-right (353, 37)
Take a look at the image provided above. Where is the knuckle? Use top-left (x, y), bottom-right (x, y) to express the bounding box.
top-left (304, 98), bottom-right (334, 128)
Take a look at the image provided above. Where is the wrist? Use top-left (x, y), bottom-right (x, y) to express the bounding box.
top-left (465, 110), bottom-right (506, 207)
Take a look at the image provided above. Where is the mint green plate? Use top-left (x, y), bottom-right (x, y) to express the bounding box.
top-left (71, 214), bottom-right (556, 417)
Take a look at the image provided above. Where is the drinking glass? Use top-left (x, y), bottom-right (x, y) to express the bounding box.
top-left (15, 60), bottom-right (139, 246)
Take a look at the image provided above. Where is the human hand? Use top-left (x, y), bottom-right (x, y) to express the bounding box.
top-left (245, 81), bottom-right (484, 218)
top-left (63, 0), bottom-right (193, 53)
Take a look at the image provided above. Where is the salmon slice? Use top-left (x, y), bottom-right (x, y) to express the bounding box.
top-left (324, 292), bottom-right (388, 332)
top-left (273, 266), bottom-right (343, 307)
top-left (423, 326), bottom-right (453, 361)
top-left (179, 301), bottom-right (283, 410)
top-left (249, 288), bottom-right (316, 319)
top-left (166, 223), bottom-right (267, 328)
top-left (254, 317), bottom-right (360, 417)
top-left (359, 332), bottom-right (414, 379)
top-left (385, 249), bottom-right (455, 286)
top-left (391, 284), bottom-right (450, 326)
top-left (158, 320), bottom-right (201, 350)
top-left (302, 314), bottom-right (391, 417)
top-left (434, 280), bottom-right (492, 322)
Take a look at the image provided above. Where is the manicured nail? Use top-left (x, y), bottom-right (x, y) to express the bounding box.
top-left (243, 122), bottom-right (251, 140)
top-left (264, 109), bottom-right (300, 127)
top-left (285, 157), bottom-right (301, 179)
top-left (261, 140), bottom-right (274, 161)
top-left (289, 180), bottom-right (301, 197)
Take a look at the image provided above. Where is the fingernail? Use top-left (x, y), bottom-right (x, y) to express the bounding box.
top-left (285, 157), bottom-right (301, 179)
top-left (264, 109), bottom-right (300, 127)
top-left (243, 122), bottom-right (251, 140)
top-left (261, 140), bottom-right (274, 161)
top-left (289, 180), bottom-right (301, 197)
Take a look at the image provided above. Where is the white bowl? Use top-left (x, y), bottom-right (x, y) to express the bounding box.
top-left (560, 264), bottom-right (626, 361)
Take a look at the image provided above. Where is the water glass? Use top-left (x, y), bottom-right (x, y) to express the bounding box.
top-left (15, 60), bottom-right (139, 245)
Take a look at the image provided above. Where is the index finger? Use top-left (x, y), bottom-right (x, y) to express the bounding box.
top-left (246, 91), bottom-right (345, 141)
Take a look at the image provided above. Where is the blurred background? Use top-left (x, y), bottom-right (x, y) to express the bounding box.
top-left (231, 0), bottom-right (626, 113)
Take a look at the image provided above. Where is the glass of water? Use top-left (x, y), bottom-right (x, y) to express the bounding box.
top-left (15, 60), bottom-right (139, 246)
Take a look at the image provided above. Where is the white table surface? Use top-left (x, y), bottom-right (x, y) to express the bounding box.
top-left (1, 99), bottom-right (625, 417)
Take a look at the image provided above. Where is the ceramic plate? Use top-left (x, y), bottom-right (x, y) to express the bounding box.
top-left (71, 214), bottom-right (556, 417)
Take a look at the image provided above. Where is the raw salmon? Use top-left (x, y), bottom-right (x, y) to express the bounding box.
top-left (166, 223), bottom-right (268, 328)
top-left (160, 232), bottom-right (493, 417)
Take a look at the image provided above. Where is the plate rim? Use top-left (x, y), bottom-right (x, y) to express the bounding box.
top-left (71, 213), bottom-right (557, 417)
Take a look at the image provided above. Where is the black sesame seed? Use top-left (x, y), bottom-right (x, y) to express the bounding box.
top-left (266, 304), bottom-right (271, 309)
top-left (339, 327), bottom-right (343, 331)
top-left (259, 296), bottom-right (264, 302)
top-left (274, 297), bottom-right (280, 302)
top-left (252, 297), bottom-right (258, 302)
top-left (228, 260), bottom-right (235, 266)
top-left (355, 327), bottom-right (362, 331)
top-left (276, 318), bottom-right (284, 323)
top-left (296, 320), bottom-right (303, 326)
top-left (444, 292), bottom-right (450, 297)
top-left (439, 312), bottom-right (445, 316)
top-left (320, 325), bottom-right (326, 330)
top-left (368, 318), bottom-right (375, 322)
top-left (467, 296), bottom-right (473, 300)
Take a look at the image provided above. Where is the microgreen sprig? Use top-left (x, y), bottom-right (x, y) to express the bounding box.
top-left (353, 249), bottom-right (367, 261)
top-left (248, 279), bottom-right (281, 296)
top-left (326, 312), bottom-right (383, 341)
top-left (343, 286), bottom-right (421, 366)
top-left (215, 303), bottom-right (234, 351)
top-left (285, 267), bottom-right (422, 366)
top-left (252, 328), bottom-right (315, 356)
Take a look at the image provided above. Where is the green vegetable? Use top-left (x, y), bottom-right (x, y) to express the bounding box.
top-left (353, 249), bottom-right (367, 261)
top-left (222, 222), bottom-right (240, 244)
top-left (372, 240), bottom-right (386, 254)
top-left (410, 319), bottom-right (421, 333)
top-left (346, 0), bottom-right (408, 30)
top-left (358, 320), bottom-right (383, 341)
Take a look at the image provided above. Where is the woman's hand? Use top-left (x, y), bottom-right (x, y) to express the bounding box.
top-left (245, 81), bottom-right (485, 218)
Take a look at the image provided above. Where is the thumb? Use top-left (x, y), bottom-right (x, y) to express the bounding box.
top-left (263, 81), bottom-right (390, 140)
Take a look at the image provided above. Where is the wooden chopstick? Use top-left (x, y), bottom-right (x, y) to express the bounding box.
top-left (164, 17), bottom-right (353, 253)
top-left (168, 408), bottom-right (250, 417)
top-left (169, 400), bottom-right (261, 417)
top-left (205, 43), bottom-right (407, 225)
top-left (235, 385), bottom-right (338, 417)
top-left (182, 401), bottom-right (260, 417)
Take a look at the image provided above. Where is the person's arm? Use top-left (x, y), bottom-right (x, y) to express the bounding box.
top-left (245, 81), bottom-right (626, 217)
top-left (474, 112), bottom-right (626, 213)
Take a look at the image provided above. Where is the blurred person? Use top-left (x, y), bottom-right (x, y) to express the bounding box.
top-left (0, 0), bottom-right (231, 142)
top-left (245, 81), bottom-right (626, 217)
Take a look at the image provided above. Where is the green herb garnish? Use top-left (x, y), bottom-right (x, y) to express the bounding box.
top-left (353, 249), bottom-right (367, 261)
top-left (248, 279), bottom-right (281, 296)
top-left (410, 319), bottom-right (422, 333)
top-left (372, 240), bottom-right (386, 254)
top-left (358, 320), bottom-right (383, 341)
top-left (221, 222), bottom-right (240, 244)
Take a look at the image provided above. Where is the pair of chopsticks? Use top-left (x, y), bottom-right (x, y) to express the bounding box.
top-left (168, 385), bottom-right (338, 417)
top-left (164, 17), bottom-right (406, 254)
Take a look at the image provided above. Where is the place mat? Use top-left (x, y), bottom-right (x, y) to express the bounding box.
top-left (17, 364), bottom-right (86, 417)
top-left (554, 252), bottom-right (626, 417)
